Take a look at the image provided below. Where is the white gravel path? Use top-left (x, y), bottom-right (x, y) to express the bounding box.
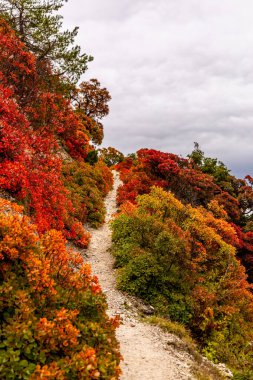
top-left (85, 171), bottom-right (196, 380)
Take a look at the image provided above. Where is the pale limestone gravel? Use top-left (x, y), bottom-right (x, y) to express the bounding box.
top-left (85, 171), bottom-right (195, 380)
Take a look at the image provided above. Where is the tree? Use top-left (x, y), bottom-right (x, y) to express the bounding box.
top-left (188, 142), bottom-right (234, 194)
top-left (238, 175), bottom-right (253, 222)
top-left (0, 0), bottom-right (92, 82)
top-left (98, 147), bottom-right (124, 167)
top-left (188, 141), bottom-right (204, 166)
top-left (74, 79), bottom-right (111, 145)
top-left (0, 18), bottom-right (36, 104)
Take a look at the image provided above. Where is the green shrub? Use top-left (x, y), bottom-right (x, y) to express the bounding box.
top-left (112, 187), bottom-right (253, 377)
top-left (63, 160), bottom-right (113, 228)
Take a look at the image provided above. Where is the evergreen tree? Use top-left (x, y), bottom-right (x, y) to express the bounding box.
top-left (0, 0), bottom-right (92, 82)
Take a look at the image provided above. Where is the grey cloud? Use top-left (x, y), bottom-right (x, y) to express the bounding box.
top-left (62, 0), bottom-right (153, 22)
top-left (62, 0), bottom-right (253, 178)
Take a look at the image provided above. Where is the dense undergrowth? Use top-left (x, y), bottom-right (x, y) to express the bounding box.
top-left (0, 3), bottom-right (120, 378)
top-left (0, 199), bottom-right (120, 379)
top-left (2, 0), bottom-right (253, 377)
top-left (62, 160), bottom-right (113, 230)
top-left (113, 149), bottom-right (253, 378)
top-left (0, 16), bottom-right (113, 246)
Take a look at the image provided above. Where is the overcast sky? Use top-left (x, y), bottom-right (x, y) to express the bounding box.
top-left (62, 0), bottom-right (253, 178)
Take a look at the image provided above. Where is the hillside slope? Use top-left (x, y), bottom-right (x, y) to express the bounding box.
top-left (85, 171), bottom-right (229, 380)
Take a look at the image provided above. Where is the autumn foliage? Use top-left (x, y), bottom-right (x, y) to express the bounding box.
top-left (0, 199), bottom-right (120, 379)
top-left (114, 148), bottom-right (253, 377)
top-left (0, 17), bottom-right (113, 245)
top-left (112, 187), bottom-right (253, 376)
top-left (73, 79), bottom-right (111, 146)
top-left (116, 148), bottom-right (253, 281)
top-left (63, 160), bottom-right (113, 230)
top-left (98, 147), bottom-right (124, 167)
top-left (0, 15), bottom-right (119, 379)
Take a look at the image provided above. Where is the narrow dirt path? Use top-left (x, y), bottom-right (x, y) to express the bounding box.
top-left (85, 171), bottom-right (195, 380)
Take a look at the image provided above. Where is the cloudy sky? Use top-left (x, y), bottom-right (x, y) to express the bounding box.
top-left (62, 0), bottom-right (253, 177)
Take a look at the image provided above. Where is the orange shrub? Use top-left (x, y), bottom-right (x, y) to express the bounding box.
top-left (0, 199), bottom-right (120, 379)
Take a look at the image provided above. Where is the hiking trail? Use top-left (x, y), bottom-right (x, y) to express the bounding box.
top-left (85, 171), bottom-right (199, 380)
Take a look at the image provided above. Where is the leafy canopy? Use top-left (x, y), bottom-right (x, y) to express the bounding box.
top-left (74, 79), bottom-right (112, 145)
top-left (0, 0), bottom-right (92, 82)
